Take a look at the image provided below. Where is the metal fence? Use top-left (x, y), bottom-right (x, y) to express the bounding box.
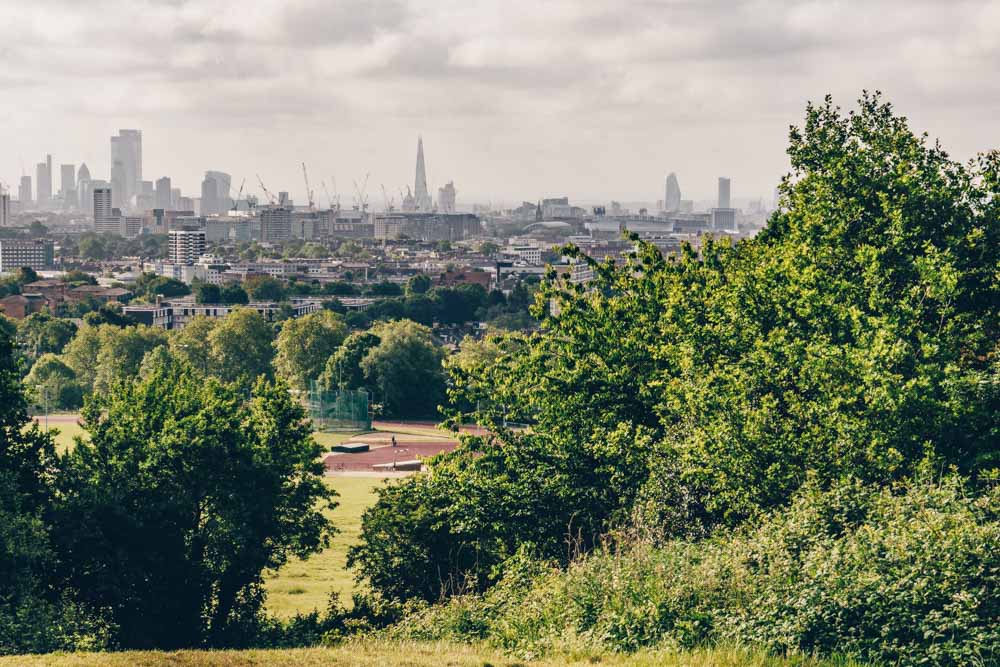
top-left (306, 383), bottom-right (371, 432)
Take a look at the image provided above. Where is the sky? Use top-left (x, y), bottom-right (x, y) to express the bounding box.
top-left (1, 0), bottom-right (998, 208)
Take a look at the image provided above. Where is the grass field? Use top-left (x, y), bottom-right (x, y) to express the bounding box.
top-left (33, 415), bottom-right (87, 453)
top-left (264, 476), bottom-right (387, 618)
top-left (0, 640), bottom-right (860, 666)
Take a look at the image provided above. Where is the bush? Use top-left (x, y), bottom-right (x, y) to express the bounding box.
top-left (389, 474), bottom-right (1000, 666)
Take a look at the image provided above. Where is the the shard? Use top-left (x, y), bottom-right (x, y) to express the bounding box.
top-left (414, 136), bottom-right (432, 211)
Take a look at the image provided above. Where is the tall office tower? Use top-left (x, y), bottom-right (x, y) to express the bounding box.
top-left (155, 177), bottom-right (172, 209)
top-left (60, 164), bottom-right (76, 208)
top-left (718, 177), bottom-right (731, 209)
top-left (414, 137), bottom-right (432, 211)
top-left (77, 163), bottom-right (92, 213)
top-left (200, 176), bottom-right (218, 216)
top-left (170, 188), bottom-right (181, 209)
top-left (664, 173), bottom-right (681, 212)
top-left (110, 129), bottom-right (142, 208)
top-left (206, 171), bottom-right (231, 210)
top-left (437, 181), bottom-right (456, 213)
top-left (93, 187), bottom-right (117, 233)
top-left (0, 192), bottom-right (9, 227)
top-left (110, 160), bottom-right (126, 210)
top-left (36, 160), bottom-right (52, 209)
top-left (18, 176), bottom-right (31, 208)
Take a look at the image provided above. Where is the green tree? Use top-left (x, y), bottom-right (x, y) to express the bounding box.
top-left (0, 327), bottom-right (106, 653)
top-left (405, 274), bottom-right (432, 295)
top-left (24, 354), bottom-right (84, 411)
top-left (319, 330), bottom-right (380, 390)
top-left (168, 316), bottom-right (217, 376)
top-left (192, 280), bottom-right (221, 304)
top-left (273, 310), bottom-right (348, 390)
top-left (360, 320), bottom-right (445, 418)
top-left (92, 326), bottom-right (169, 395)
top-left (16, 314), bottom-right (77, 363)
top-left (219, 282), bottom-right (249, 305)
top-left (208, 308), bottom-right (275, 387)
top-left (54, 360), bottom-right (335, 649)
top-left (244, 276), bottom-right (286, 302)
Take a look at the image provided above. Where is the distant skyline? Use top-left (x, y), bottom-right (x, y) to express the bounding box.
top-left (2, 0), bottom-right (998, 206)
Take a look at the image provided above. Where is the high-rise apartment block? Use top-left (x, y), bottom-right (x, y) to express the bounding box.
top-left (93, 187), bottom-right (118, 234)
top-left (168, 229), bottom-right (206, 265)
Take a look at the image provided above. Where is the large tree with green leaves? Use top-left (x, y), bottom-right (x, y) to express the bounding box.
top-left (207, 308), bottom-right (276, 387)
top-left (273, 310), bottom-right (347, 390)
top-left (360, 319), bottom-right (445, 418)
top-left (0, 326), bottom-right (107, 653)
top-left (53, 358), bottom-right (335, 649)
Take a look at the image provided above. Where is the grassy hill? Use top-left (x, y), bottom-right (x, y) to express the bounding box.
top-left (0, 640), bottom-right (858, 666)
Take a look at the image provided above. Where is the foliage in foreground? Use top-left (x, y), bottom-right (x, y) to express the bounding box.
top-left (391, 474), bottom-right (999, 667)
top-left (351, 92), bottom-right (1000, 604)
top-left (52, 358), bottom-right (336, 649)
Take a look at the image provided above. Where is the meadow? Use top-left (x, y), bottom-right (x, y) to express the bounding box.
top-left (264, 475), bottom-right (386, 617)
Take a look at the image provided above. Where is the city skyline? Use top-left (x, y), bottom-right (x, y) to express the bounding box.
top-left (2, 1), bottom-right (998, 205)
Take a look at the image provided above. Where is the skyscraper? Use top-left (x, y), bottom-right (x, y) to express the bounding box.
top-left (93, 187), bottom-right (116, 234)
top-left (18, 176), bottom-right (31, 208)
top-left (664, 173), bottom-right (681, 212)
top-left (437, 181), bottom-right (456, 213)
top-left (0, 191), bottom-right (9, 227)
top-left (36, 158), bottom-right (52, 209)
top-left (206, 171), bottom-right (231, 211)
top-left (110, 129), bottom-right (142, 209)
top-left (718, 177), bottom-right (731, 209)
top-left (77, 163), bottom-right (92, 214)
top-left (61, 164), bottom-right (76, 208)
top-left (156, 177), bottom-right (172, 210)
top-left (200, 176), bottom-right (218, 216)
top-left (414, 137), bottom-right (432, 211)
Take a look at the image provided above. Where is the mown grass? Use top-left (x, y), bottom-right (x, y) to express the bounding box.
top-left (0, 640), bottom-right (859, 666)
top-left (264, 476), bottom-right (386, 618)
top-left (33, 415), bottom-right (87, 454)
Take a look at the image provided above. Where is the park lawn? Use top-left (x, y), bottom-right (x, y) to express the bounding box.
top-left (264, 476), bottom-right (387, 618)
top-left (0, 641), bottom-right (861, 666)
top-left (32, 415), bottom-right (87, 454)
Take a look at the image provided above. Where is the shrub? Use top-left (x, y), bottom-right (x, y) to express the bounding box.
top-left (389, 474), bottom-right (1000, 666)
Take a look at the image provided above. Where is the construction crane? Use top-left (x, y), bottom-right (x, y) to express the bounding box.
top-left (256, 174), bottom-right (277, 205)
top-left (329, 176), bottom-right (341, 211)
top-left (231, 177), bottom-right (246, 212)
top-left (321, 180), bottom-right (338, 211)
top-left (301, 162), bottom-right (315, 211)
top-left (352, 173), bottom-right (370, 212)
top-left (380, 184), bottom-right (395, 213)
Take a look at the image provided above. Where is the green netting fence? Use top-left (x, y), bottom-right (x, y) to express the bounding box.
top-left (307, 382), bottom-right (371, 432)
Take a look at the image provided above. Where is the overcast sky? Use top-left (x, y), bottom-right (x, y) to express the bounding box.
top-left (2, 0), bottom-right (998, 208)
